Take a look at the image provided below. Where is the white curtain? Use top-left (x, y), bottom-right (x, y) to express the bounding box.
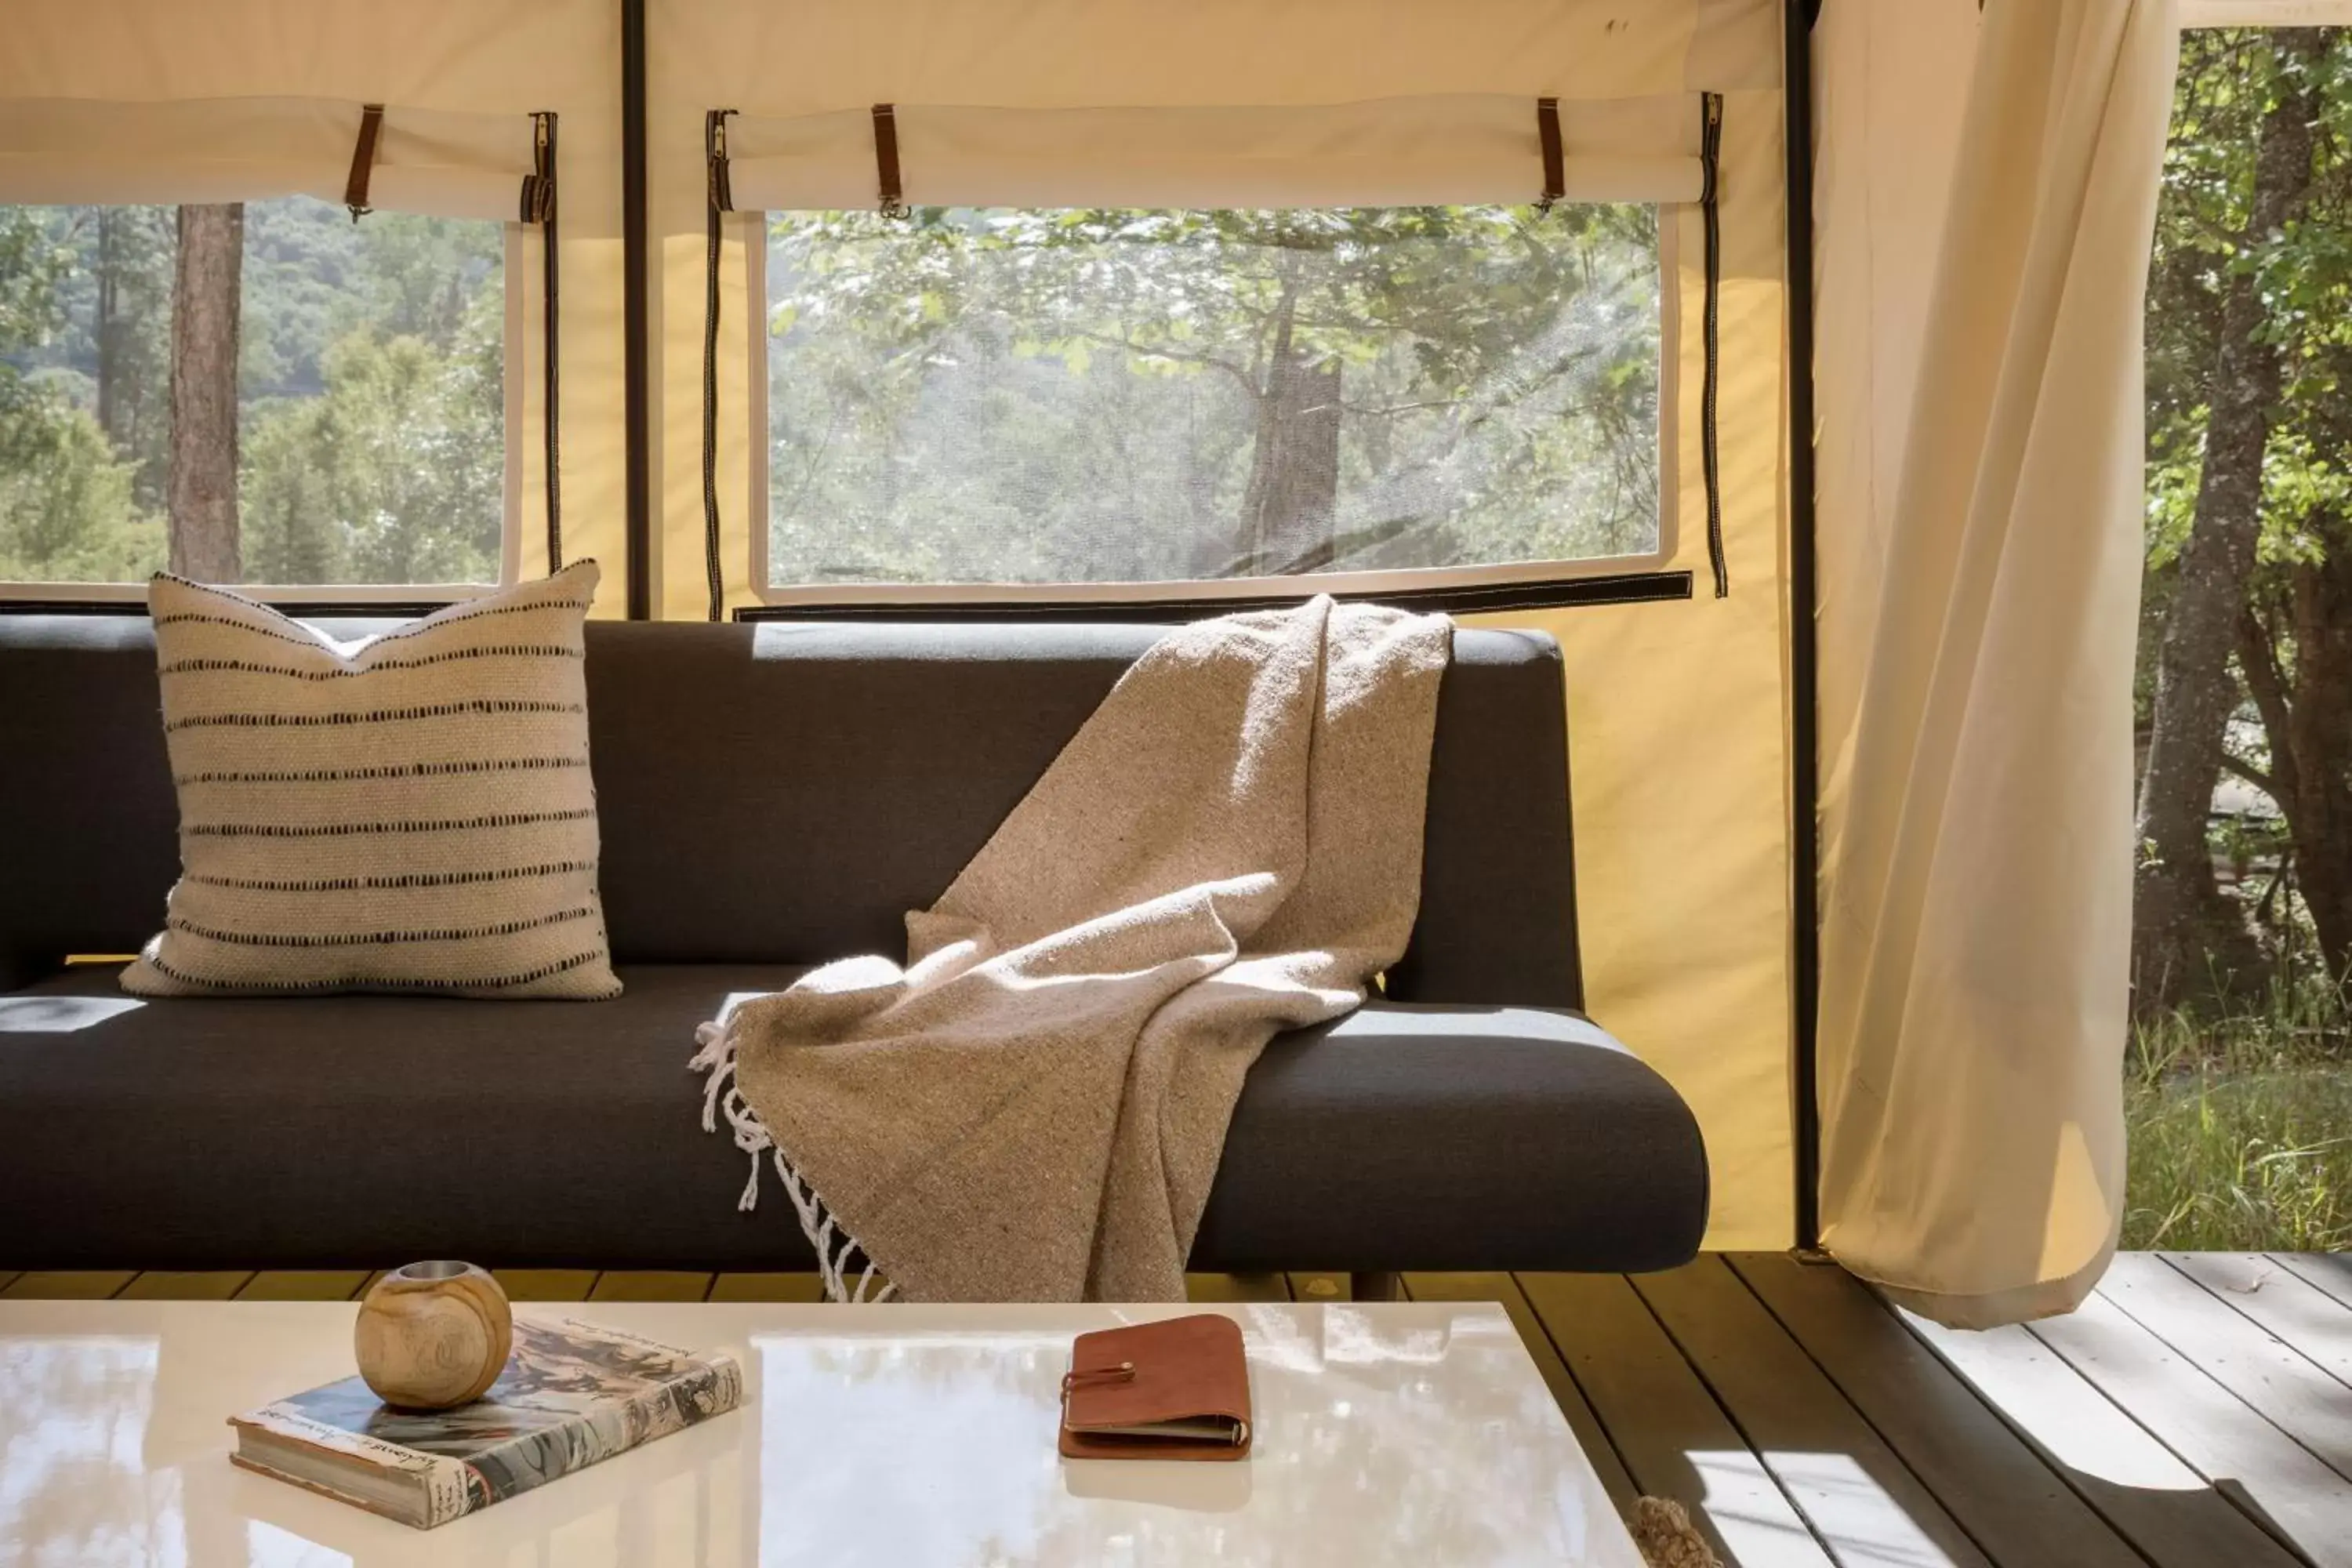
top-left (1815, 0), bottom-right (2180, 1327)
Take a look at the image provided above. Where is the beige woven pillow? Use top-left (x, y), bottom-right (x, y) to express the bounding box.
top-left (123, 563), bottom-right (622, 1000)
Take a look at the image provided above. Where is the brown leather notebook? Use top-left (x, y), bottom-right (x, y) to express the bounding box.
top-left (1058, 1313), bottom-right (1254, 1461)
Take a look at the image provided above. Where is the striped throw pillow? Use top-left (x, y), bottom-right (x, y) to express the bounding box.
top-left (123, 563), bottom-right (622, 1000)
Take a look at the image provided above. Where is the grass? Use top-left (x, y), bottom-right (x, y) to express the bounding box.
top-left (2123, 975), bottom-right (2352, 1251)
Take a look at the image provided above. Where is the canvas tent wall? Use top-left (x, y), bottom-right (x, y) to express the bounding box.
top-left (0, 0), bottom-right (2205, 1323)
top-left (643, 0), bottom-right (1800, 1257)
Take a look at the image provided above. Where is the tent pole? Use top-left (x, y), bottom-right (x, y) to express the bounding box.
top-left (622, 0), bottom-right (652, 619)
top-left (1786, 0), bottom-right (1825, 1257)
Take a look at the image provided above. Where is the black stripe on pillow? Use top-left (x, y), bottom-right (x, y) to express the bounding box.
top-left (183, 808), bottom-right (599, 838)
top-left (141, 946), bottom-right (622, 996)
top-left (169, 905), bottom-right (600, 948)
top-left (158, 644), bottom-right (585, 680)
top-left (176, 757), bottom-right (589, 786)
top-left (165, 699), bottom-right (585, 731)
top-left (184, 859), bottom-right (601, 893)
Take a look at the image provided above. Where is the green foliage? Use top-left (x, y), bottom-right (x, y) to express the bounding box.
top-left (2134, 27), bottom-right (2352, 1247)
top-left (243, 281), bottom-right (505, 586)
top-left (765, 202), bottom-right (1661, 586)
top-left (0, 380), bottom-right (158, 581)
top-left (2124, 976), bottom-right (2352, 1250)
top-left (0, 206), bottom-right (158, 579)
top-left (0, 196), bottom-right (503, 586)
top-left (2147, 30), bottom-right (2352, 579)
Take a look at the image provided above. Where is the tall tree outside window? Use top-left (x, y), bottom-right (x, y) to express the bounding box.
top-left (2129, 25), bottom-right (2352, 1252)
top-left (0, 197), bottom-right (505, 586)
top-left (764, 204), bottom-right (1662, 588)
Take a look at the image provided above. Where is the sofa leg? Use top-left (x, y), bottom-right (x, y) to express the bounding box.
top-left (1348, 1270), bottom-right (1403, 1302)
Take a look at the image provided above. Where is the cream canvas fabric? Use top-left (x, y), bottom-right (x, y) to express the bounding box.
top-left (124, 563), bottom-right (622, 1000)
top-left (1814, 0), bottom-right (2179, 1326)
top-left (694, 596), bottom-right (1450, 1303)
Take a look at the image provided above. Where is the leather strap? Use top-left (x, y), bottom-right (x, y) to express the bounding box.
top-left (1061, 1362), bottom-right (1137, 1397)
top-left (873, 103), bottom-right (908, 218)
top-left (707, 107), bottom-right (735, 215)
top-left (343, 103), bottom-right (383, 222)
top-left (1536, 97), bottom-right (1563, 212)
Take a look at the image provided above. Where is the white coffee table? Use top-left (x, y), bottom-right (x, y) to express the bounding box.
top-left (0, 1298), bottom-right (1644, 1566)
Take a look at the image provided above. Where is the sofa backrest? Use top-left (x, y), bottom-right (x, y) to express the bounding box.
top-left (0, 615), bottom-right (1584, 1007)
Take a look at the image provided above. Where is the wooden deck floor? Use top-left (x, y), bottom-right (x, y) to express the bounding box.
top-left (6, 1253), bottom-right (2347, 1566)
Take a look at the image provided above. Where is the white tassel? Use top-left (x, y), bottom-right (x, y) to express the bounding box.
top-left (691, 1014), bottom-right (898, 1305)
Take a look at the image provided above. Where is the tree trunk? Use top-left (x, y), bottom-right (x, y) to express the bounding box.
top-left (2244, 540), bottom-right (2352, 985)
top-left (2133, 31), bottom-right (2323, 1007)
top-left (1235, 289), bottom-right (1341, 576)
top-left (95, 208), bottom-right (122, 444)
top-left (169, 202), bottom-right (242, 582)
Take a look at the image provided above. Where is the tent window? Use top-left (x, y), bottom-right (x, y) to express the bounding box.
top-left (0, 198), bottom-right (513, 592)
top-left (750, 203), bottom-right (1665, 597)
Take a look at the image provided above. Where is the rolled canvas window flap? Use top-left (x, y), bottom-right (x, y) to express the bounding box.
top-left (722, 94), bottom-right (1704, 212)
top-left (0, 97), bottom-right (536, 219)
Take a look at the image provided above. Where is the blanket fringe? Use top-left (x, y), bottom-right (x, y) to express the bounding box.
top-left (691, 1016), bottom-right (898, 1305)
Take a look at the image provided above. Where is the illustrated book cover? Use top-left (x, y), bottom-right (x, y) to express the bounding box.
top-left (228, 1317), bottom-right (742, 1529)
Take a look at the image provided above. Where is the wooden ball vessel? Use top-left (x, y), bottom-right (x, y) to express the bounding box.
top-left (354, 1260), bottom-right (514, 1410)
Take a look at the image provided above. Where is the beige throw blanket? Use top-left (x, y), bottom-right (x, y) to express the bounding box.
top-left (691, 596), bottom-right (1451, 1302)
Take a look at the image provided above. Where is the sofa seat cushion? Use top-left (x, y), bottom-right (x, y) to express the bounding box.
top-left (0, 965), bottom-right (1705, 1275)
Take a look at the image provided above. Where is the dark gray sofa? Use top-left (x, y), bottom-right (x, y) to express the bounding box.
top-left (0, 615), bottom-right (1707, 1277)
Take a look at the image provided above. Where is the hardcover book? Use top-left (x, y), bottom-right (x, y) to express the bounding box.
top-left (228, 1317), bottom-right (742, 1529)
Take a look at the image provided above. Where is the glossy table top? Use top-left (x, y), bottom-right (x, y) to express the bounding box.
top-left (0, 1298), bottom-right (1643, 1566)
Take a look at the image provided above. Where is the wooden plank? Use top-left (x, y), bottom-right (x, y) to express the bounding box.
top-left (235, 1272), bottom-right (371, 1301)
top-left (2030, 1290), bottom-right (2352, 1566)
top-left (588, 1271), bottom-right (713, 1302)
top-left (1519, 1271), bottom-right (1835, 1568)
top-left (1635, 1258), bottom-right (1991, 1568)
top-left (1185, 1272), bottom-right (1290, 1303)
top-left (117, 1271), bottom-right (254, 1301)
top-left (1407, 1272), bottom-right (1638, 1518)
top-left (1730, 1254), bottom-right (2143, 1568)
top-left (0, 1273), bottom-right (18, 1294)
top-left (2098, 1252), bottom-right (2352, 1480)
top-left (493, 1269), bottom-right (601, 1302)
top-left (0, 1271), bottom-right (134, 1300)
top-left (1901, 1305), bottom-right (2306, 1568)
top-left (709, 1273), bottom-right (826, 1303)
top-left (2274, 1252), bottom-right (2352, 1313)
top-left (1286, 1271), bottom-right (1349, 1301)
top-left (2166, 1254), bottom-right (2352, 1389)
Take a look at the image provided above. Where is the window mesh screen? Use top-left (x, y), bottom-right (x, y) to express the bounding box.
top-left (765, 205), bottom-right (1660, 589)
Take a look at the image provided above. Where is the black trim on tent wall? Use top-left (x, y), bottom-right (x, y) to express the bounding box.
top-left (531, 111), bottom-right (564, 572)
top-left (733, 571), bottom-right (1693, 624)
top-left (1700, 91), bottom-right (1728, 599)
top-left (622, 0), bottom-right (652, 619)
top-left (1787, 0), bottom-right (1825, 1254)
top-left (2, 571), bottom-right (1686, 624)
top-left (702, 110), bottom-right (736, 622)
top-left (0, 599), bottom-right (463, 619)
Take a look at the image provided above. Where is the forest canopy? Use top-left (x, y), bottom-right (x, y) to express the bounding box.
top-left (2136, 25), bottom-right (2352, 1004)
top-left (0, 198), bottom-right (504, 586)
top-left (764, 201), bottom-right (1661, 587)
